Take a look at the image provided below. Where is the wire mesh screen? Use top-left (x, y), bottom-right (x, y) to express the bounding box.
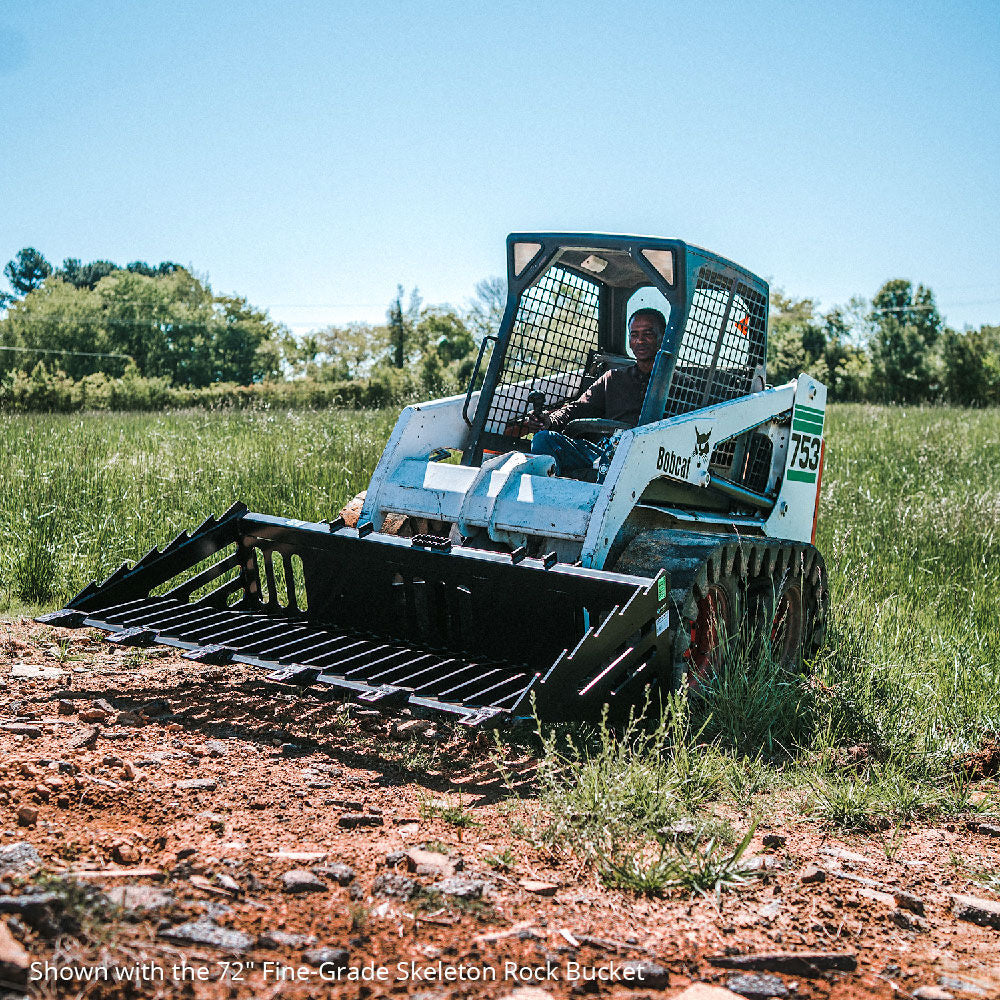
top-left (664, 267), bottom-right (767, 417)
top-left (482, 265), bottom-right (601, 435)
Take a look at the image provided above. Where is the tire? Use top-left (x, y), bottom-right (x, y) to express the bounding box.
top-left (684, 572), bottom-right (744, 688)
top-left (748, 550), bottom-right (827, 670)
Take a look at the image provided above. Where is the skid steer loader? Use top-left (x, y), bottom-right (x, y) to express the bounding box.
top-left (38, 233), bottom-right (829, 726)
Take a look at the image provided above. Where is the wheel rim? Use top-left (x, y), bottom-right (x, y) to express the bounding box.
top-left (687, 584), bottom-right (731, 685)
top-left (771, 584), bottom-right (803, 666)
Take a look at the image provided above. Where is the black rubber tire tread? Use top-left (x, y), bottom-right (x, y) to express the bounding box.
top-left (611, 529), bottom-right (829, 689)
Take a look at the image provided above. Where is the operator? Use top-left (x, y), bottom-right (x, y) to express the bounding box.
top-left (523, 308), bottom-right (665, 476)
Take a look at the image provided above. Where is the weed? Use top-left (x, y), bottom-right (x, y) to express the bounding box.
top-left (484, 847), bottom-right (517, 870)
top-left (418, 794), bottom-right (480, 829)
top-left (598, 822), bottom-right (760, 899)
top-left (723, 753), bottom-right (771, 807)
top-left (420, 840), bottom-right (451, 854)
top-left (50, 638), bottom-right (83, 664)
top-left (972, 869), bottom-right (1000, 896)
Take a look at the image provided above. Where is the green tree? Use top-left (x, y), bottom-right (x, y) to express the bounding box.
top-left (308, 322), bottom-right (387, 380)
top-left (941, 325), bottom-right (1000, 406)
top-left (869, 279), bottom-right (943, 403)
top-left (4, 248), bottom-right (52, 298)
top-left (0, 278), bottom-right (116, 379)
top-left (467, 276), bottom-right (506, 342)
top-left (766, 290), bottom-right (823, 385)
top-left (386, 285), bottom-right (422, 369)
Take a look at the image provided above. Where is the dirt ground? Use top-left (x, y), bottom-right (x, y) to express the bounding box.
top-left (2, 618), bottom-right (999, 1000)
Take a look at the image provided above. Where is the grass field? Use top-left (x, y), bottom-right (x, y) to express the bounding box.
top-left (2, 403), bottom-right (999, 843)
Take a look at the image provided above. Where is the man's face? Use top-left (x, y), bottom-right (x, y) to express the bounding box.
top-left (629, 315), bottom-right (662, 362)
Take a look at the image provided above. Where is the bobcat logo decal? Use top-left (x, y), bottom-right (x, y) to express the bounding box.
top-left (693, 426), bottom-right (712, 467)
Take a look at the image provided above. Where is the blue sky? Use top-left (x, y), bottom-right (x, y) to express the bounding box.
top-left (2, 1), bottom-right (998, 334)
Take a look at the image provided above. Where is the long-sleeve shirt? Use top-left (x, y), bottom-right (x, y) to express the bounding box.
top-left (547, 364), bottom-right (651, 431)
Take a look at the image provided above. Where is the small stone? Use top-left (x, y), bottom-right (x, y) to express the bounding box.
top-left (890, 908), bottom-right (928, 932)
top-left (280, 743), bottom-right (301, 757)
top-left (331, 798), bottom-right (364, 811)
top-left (0, 919), bottom-right (30, 984)
top-left (519, 879), bottom-right (558, 896)
top-left (799, 864), bottom-right (826, 884)
top-left (893, 890), bottom-right (925, 915)
top-left (112, 843), bottom-right (138, 865)
top-left (0, 893), bottom-right (59, 930)
top-left (707, 951), bottom-right (857, 975)
top-left (1, 724), bottom-right (41, 738)
top-left (371, 873), bottom-right (418, 899)
top-left (975, 823), bottom-right (1000, 838)
top-left (256, 929), bottom-right (317, 949)
top-left (121, 761), bottom-right (136, 781)
top-left (281, 869), bottom-right (327, 894)
top-left (16, 806), bottom-right (38, 828)
top-left (0, 843), bottom-right (41, 877)
top-left (405, 849), bottom-right (453, 877)
top-left (216, 873), bottom-right (241, 895)
top-left (303, 946), bottom-right (349, 969)
top-left (160, 918), bottom-right (252, 953)
top-left (384, 851), bottom-right (406, 867)
top-left (176, 778), bottom-right (217, 792)
top-left (79, 708), bottom-right (108, 723)
top-left (437, 876), bottom-right (485, 900)
top-left (392, 719), bottom-right (437, 738)
top-left (762, 834), bottom-right (786, 849)
top-left (660, 818), bottom-right (697, 838)
top-left (176, 847), bottom-right (198, 860)
top-left (338, 813), bottom-right (382, 829)
top-left (727, 972), bottom-right (790, 998)
top-left (105, 886), bottom-right (175, 913)
top-left (57, 700), bottom-right (76, 715)
top-left (66, 726), bottom-right (98, 750)
top-left (938, 974), bottom-right (988, 996)
top-left (619, 960), bottom-right (670, 989)
top-left (758, 901), bottom-right (781, 920)
top-left (951, 893), bottom-right (1000, 930)
top-left (912, 988), bottom-right (953, 1000)
top-left (205, 740), bottom-right (229, 757)
top-left (323, 863), bottom-right (356, 886)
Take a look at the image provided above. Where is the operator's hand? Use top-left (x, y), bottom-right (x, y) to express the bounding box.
top-left (504, 412), bottom-right (550, 437)
top-left (520, 412), bottom-right (551, 432)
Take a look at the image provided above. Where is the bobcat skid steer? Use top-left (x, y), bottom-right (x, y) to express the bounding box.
top-left (38, 234), bottom-right (829, 727)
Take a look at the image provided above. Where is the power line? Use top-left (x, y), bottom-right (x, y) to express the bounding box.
top-left (0, 345), bottom-right (134, 361)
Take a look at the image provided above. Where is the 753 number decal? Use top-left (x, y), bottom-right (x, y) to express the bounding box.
top-left (789, 432), bottom-right (821, 471)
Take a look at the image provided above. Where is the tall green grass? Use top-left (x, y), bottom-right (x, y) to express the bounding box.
top-left (0, 408), bottom-right (395, 608)
top-left (2, 402), bottom-right (998, 768)
top-left (810, 404), bottom-right (1000, 763)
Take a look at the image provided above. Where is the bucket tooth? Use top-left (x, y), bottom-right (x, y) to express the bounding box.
top-left (163, 530), bottom-right (191, 555)
top-left (34, 609), bottom-right (88, 629)
top-left (135, 546), bottom-right (162, 569)
top-left (181, 643), bottom-right (234, 665)
top-left (458, 706), bottom-right (504, 728)
top-left (105, 626), bottom-right (156, 647)
top-left (266, 665), bottom-right (320, 686)
top-left (101, 562), bottom-right (132, 588)
top-left (356, 684), bottom-right (409, 708)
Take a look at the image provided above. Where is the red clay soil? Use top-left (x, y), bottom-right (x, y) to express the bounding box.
top-left (1, 618), bottom-right (999, 1000)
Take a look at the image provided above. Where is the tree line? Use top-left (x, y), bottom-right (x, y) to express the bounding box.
top-left (0, 246), bottom-right (997, 411)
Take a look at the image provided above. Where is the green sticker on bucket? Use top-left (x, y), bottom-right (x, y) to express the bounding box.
top-left (657, 577), bottom-right (667, 602)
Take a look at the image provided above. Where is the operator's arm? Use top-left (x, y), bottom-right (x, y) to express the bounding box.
top-left (545, 372), bottom-right (610, 432)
